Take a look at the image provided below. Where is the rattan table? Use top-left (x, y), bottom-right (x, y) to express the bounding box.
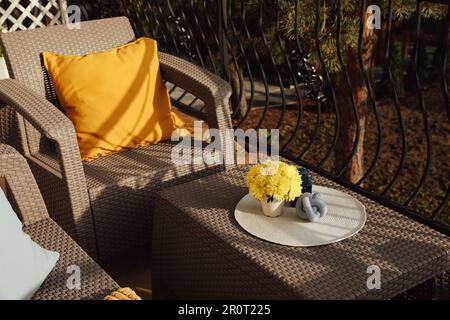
top-left (152, 166), bottom-right (450, 299)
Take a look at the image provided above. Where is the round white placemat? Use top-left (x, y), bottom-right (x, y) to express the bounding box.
top-left (234, 186), bottom-right (366, 247)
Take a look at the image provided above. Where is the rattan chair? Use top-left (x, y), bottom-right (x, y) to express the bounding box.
top-left (0, 144), bottom-right (118, 299)
top-left (0, 17), bottom-right (232, 259)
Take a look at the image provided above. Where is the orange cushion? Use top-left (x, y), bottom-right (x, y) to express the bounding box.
top-left (43, 37), bottom-right (184, 161)
top-left (172, 108), bottom-right (208, 135)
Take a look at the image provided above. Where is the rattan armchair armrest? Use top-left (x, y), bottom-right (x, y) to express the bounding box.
top-left (0, 79), bottom-right (96, 256)
top-left (158, 52), bottom-right (234, 168)
top-left (0, 144), bottom-right (49, 226)
top-left (0, 79), bottom-right (78, 166)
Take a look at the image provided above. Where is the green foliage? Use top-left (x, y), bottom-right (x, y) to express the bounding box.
top-left (386, 0), bottom-right (447, 21)
top-left (390, 41), bottom-right (404, 97)
top-left (278, 0), bottom-right (447, 74)
top-left (280, 0), bottom-right (359, 73)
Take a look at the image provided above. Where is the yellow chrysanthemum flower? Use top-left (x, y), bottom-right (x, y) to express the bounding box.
top-left (245, 160), bottom-right (302, 201)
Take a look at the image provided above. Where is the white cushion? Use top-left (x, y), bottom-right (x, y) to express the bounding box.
top-left (0, 189), bottom-right (59, 300)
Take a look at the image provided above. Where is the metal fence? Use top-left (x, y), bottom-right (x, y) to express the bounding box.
top-left (69, 0), bottom-right (449, 234)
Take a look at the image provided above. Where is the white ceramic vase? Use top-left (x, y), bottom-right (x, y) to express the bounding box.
top-left (260, 198), bottom-right (284, 217)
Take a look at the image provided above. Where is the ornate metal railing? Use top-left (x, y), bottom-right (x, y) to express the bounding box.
top-left (68, 0), bottom-right (449, 234)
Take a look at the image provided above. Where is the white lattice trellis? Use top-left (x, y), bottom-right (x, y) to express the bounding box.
top-left (0, 0), bottom-right (68, 32)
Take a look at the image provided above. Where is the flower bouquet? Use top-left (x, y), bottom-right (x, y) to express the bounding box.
top-left (245, 160), bottom-right (302, 217)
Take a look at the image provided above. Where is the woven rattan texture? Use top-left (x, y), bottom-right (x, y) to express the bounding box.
top-left (83, 141), bottom-right (223, 258)
top-left (0, 17), bottom-right (135, 256)
top-left (1, 16), bottom-right (134, 101)
top-left (159, 52), bottom-right (233, 169)
top-left (154, 166), bottom-right (450, 299)
top-left (28, 219), bottom-right (118, 300)
top-left (0, 143), bottom-right (48, 225)
top-left (0, 105), bottom-right (22, 151)
top-left (1, 17), bottom-right (135, 156)
top-left (0, 17), bottom-right (233, 259)
top-left (0, 78), bottom-right (97, 257)
top-left (0, 144), bottom-right (118, 300)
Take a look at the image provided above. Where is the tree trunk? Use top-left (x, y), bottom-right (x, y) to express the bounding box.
top-left (228, 61), bottom-right (247, 119)
top-left (335, 65), bottom-right (367, 183)
top-left (402, 28), bottom-right (410, 60)
top-left (334, 13), bottom-right (376, 183)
